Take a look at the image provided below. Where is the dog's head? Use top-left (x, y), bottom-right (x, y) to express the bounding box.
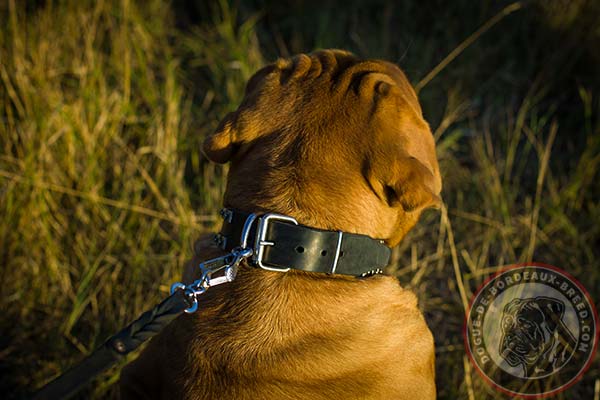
top-left (499, 296), bottom-right (573, 374)
top-left (203, 50), bottom-right (441, 246)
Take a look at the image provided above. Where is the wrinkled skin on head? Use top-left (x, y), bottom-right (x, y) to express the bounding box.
top-left (204, 50), bottom-right (441, 246)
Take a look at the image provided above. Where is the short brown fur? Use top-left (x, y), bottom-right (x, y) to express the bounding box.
top-left (120, 49), bottom-right (441, 399)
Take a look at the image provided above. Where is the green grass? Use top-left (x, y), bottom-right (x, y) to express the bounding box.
top-left (1, 0), bottom-right (599, 398)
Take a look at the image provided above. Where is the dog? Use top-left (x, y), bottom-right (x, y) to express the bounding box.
top-left (120, 49), bottom-right (441, 399)
top-left (500, 296), bottom-right (577, 378)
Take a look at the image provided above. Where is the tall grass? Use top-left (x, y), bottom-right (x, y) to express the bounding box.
top-left (1, 0), bottom-right (599, 398)
top-left (0, 0), bottom-right (203, 396)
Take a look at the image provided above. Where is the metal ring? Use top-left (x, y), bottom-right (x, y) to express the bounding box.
top-left (240, 213), bottom-right (257, 249)
top-left (170, 282), bottom-right (202, 313)
top-left (170, 282), bottom-right (186, 295)
top-left (183, 298), bottom-right (199, 314)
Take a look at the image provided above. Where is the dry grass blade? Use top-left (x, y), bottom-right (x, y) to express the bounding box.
top-left (463, 355), bottom-right (475, 400)
top-left (415, 2), bottom-right (524, 93)
top-left (441, 204), bottom-right (470, 312)
top-left (525, 121), bottom-right (558, 262)
top-left (0, 169), bottom-right (209, 227)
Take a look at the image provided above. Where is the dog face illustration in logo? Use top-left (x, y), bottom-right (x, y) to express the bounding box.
top-left (499, 296), bottom-right (577, 378)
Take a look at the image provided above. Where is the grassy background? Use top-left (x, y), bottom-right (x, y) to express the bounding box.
top-left (1, 0), bottom-right (599, 398)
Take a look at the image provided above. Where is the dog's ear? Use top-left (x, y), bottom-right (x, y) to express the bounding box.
top-left (536, 297), bottom-right (565, 329)
top-left (203, 65), bottom-right (282, 164)
top-left (204, 92), bottom-right (273, 163)
top-left (367, 154), bottom-right (441, 213)
top-left (537, 297), bottom-right (565, 316)
top-left (203, 112), bottom-right (239, 164)
top-left (390, 156), bottom-right (442, 212)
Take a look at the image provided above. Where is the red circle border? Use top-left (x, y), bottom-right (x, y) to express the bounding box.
top-left (462, 262), bottom-right (600, 398)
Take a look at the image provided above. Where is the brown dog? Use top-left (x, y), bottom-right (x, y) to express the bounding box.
top-left (120, 49), bottom-right (441, 399)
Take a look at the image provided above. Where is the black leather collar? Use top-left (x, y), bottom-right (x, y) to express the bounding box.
top-left (214, 209), bottom-right (391, 277)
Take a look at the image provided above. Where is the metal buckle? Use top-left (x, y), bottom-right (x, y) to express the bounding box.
top-left (253, 213), bottom-right (298, 272)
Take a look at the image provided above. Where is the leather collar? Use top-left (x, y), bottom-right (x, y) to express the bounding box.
top-left (214, 209), bottom-right (391, 277)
